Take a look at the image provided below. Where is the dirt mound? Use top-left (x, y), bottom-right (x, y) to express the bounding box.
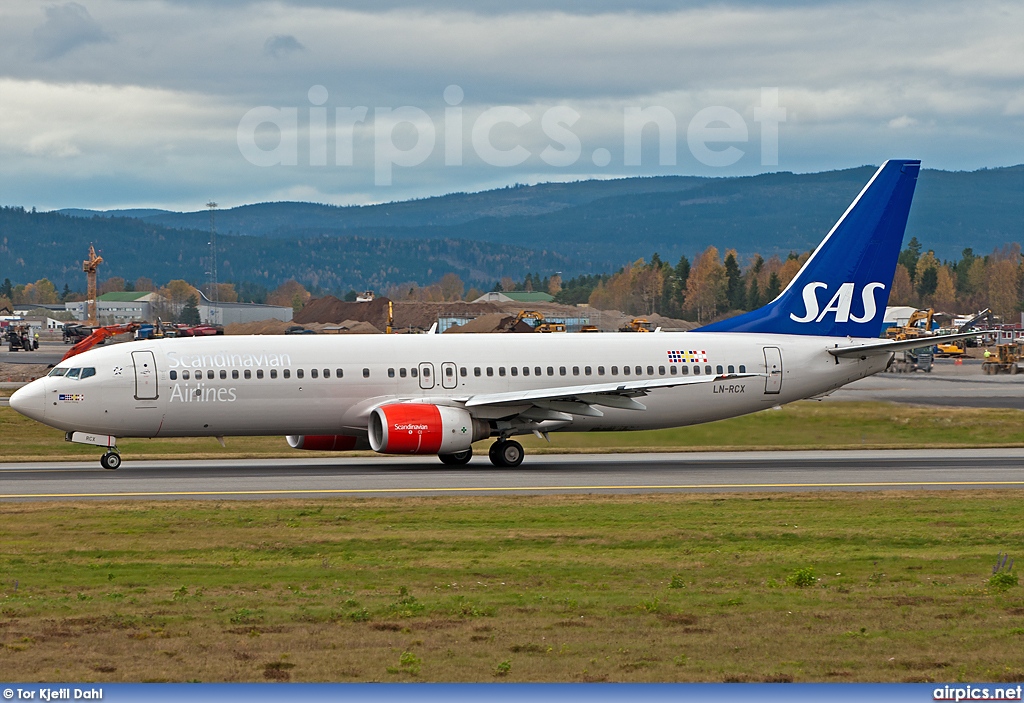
top-left (294, 296), bottom-right (393, 326)
top-left (225, 319), bottom-right (296, 335)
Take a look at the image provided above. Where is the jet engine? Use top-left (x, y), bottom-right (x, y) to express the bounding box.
top-left (368, 404), bottom-right (489, 455)
top-left (286, 434), bottom-right (367, 451)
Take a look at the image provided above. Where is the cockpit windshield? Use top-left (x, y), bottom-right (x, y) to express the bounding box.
top-left (48, 367), bottom-right (69, 377)
top-left (55, 367), bottom-right (96, 380)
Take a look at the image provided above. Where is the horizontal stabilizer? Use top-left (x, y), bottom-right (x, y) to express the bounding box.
top-left (828, 330), bottom-right (984, 359)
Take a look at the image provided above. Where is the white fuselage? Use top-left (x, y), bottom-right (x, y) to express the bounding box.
top-left (13, 332), bottom-right (889, 440)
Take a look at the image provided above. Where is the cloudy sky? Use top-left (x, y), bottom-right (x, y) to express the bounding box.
top-left (0, 0), bottom-right (1021, 211)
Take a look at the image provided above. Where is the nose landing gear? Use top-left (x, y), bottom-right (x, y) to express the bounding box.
top-left (488, 440), bottom-right (524, 468)
top-left (100, 451), bottom-right (122, 471)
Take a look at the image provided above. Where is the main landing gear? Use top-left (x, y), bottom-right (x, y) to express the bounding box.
top-left (488, 440), bottom-right (524, 468)
top-left (438, 448), bottom-right (473, 466)
top-left (100, 451), bottom-right (121, 470)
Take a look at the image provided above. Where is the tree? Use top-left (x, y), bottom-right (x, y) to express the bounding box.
top-left (916, 267), bottom-right (938, 300)
top-left (267, 280), bottom-right (311, 312)
top-left (179, 294), bottom-right (201, 325)
top-left (747, 276), bottom-right (761, 309)
top-left (723, 250), bottom-right (744, 310)
top-left (438, 272), bottom-right (465, 301)
top-left (547, 274), bottom-right (562, 296)
top-left (99, 277), bottom-right (126, 295)
top-left (889, 264), bottom-right (914, 305)
top-left (60, 283), bottom-right (72, 301)
top-left (0, 278), bottom-right (12, 300)
top-left (898, 237), bottom-right (922, 282)
top-left (987, 252), bottom-right (1022, 321)
top-left (160, 280), bottom-right (200, 319)
top-left (683, 247), bottom-right (726, 323)
top-left (930, 266), bottom-right (958, 311)
top-left (763, 272), bottom-right (782, 304)
top-left (134, 277), bottom-right (156, 292)
top-left (634, 263), bottom-right (665, 315)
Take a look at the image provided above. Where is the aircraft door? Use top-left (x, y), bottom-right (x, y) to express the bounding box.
top-left (418, 362), bottom-right (435, 390)
top-left (441, 362), bottom-right (458, 389)
top-left (132, 350), bottom-right (159, 400)
top-left (763, 347), bottom-right (782, 394)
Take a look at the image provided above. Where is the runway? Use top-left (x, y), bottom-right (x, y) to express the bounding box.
top-left (1, 448), bottom-right (1022, 501)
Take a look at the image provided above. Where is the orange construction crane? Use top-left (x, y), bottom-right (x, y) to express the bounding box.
top-left (60, 323), bottom-right (138, 363)
top-left (83, 245), bottom-right (104, 326)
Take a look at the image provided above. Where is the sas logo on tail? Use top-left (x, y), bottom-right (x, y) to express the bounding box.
top-left (789, 282), bottom-right (886, 324)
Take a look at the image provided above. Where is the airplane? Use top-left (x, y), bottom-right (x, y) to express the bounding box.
top-left (10, 159), bottom-right (982, 471)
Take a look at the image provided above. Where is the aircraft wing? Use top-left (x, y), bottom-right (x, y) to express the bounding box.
top-left (827, 329), bottom-right (984, 359)
top-left (464, 373), bottom-right (763, 415)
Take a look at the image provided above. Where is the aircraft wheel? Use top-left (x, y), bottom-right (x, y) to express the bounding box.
top-left (439, 448), bottom-right (473, 466)
top-left (490, 440), bottom-right (524, 468)
top-left (100, 452), bottom-right (121, 471)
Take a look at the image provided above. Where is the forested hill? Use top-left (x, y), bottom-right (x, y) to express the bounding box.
top-left (7, 164), bottom-right (1021, 292)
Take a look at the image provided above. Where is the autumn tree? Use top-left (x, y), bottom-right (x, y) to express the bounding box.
top-left (547, 274), bottom-right (562, 296)
top-left (683, 247), bottom-right (726, 323)
top-left (889, 264), bottom-right (914, 306)
top-left (99, 277), bottom-right (126, 295)
top-left (930, 266), bottom-right (958, 311)
top-left (134, 277), bottom-right (156, 292)
top-left (267, 279), bottom-right (311, 313)
top-left (986, 245), bottom-right (1022, 321)
top-left (438, 272), bottom-right (465, 302)
top-left (201, 282), bottom-right (239, 303)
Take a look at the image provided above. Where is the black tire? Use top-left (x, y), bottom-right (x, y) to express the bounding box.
top-left (439, 448), bottom-right (473, 466)
top-left (497, 440), bottom-right (524, 468)
top-left (100, 452), bottom-right (121, 470)
top-left (488, 442), bottom-right (503, 466)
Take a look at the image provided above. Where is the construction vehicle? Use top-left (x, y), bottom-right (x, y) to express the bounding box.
top-left (82, 245), bottom-right (103, 326)
top-left (887, 346), bottom-right (933, 373)
top-left (63, 323), bottom-right (93, 345)
top-left (885, 308), bottom-right (934, 340)
top-left (511, 310), bottom-right (566, 333)
top-left (619, 317), bottom-right (653, 333)
top-left (579, 325), bottom-right (600, 333)
top-left (935, 339), bottom-right (967, 358)
top-left (6, 324), bottom-right (37, 352)
top-left (61, 322), bottom-right (138, 362)
top-left (982, 344), bottom-right (1021, 375)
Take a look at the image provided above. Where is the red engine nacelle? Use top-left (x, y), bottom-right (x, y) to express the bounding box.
top-left (286, 435), bottom-right (367, 451)
top-left (368, 404), bottom-right (489, 455)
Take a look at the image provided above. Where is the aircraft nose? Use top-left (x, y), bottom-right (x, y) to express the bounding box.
top-left (10, 379), bottom-right (46, 423)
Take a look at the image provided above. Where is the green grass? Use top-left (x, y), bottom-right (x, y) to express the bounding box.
top-left (1, 493), bottom-right (1023, 682)
top-left (2, 402), bottom-right (1024, 462)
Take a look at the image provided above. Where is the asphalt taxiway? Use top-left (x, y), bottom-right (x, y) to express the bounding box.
top-left (1, 449), bottom-right (1022, 501)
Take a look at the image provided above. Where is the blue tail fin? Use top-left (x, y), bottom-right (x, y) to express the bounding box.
top-left (694, 159), bottom-right (920, 338)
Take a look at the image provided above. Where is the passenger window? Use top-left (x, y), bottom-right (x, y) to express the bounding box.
top-left (511, 367), bottom-right (518, 376)
top-left (728, 365), bottom-right (735, 374)
top-left (611, 366), bottom-right (618, 375)
top-left (311, 368), bottom-right (319, 379)
top-left (283, 369), bottom-right (291, 379)
top-left (670, 366), bottom-right (677, 375)
top-left (296, 369), bottom-right (303, 379)
top-left (635, 366), bottom-right (642, 375)
top-left (659, 366), bottom-right (666, 375)
top-left (270, 369), bottom-right (278, 379)
top-left (208, 370), bottom-right (215, 380)
top-left (182, 370), bottom-right (190, 380)
top-left (705, 365), bottom-right (712, 375)
top-left (422, 367), bottom-right (429, 378)
top-left (647, 366), bottom-right (654, 375)
top-left (573, 366), bottom-right (580, 376)
top-left (522, 367), bottom-right (529, 376)
top-left (622, 366), bottom-right (629, 375)
top-left (460, 367), bottom-right (467, 377)
top-left (585, 366), bottom-right (592, 375)
top-left (411, 368), bottom-right (418, 378)
top-left (739, 365), bottom-right (746, 373)
top-left (231, 369), bottom-right (238, 379)
top-left (559, 367), bottom-right (566, 376)
top-left (446, 366), bottom-right (454, 378)
top-left (547, 367), bottom-right (554, 376)
top-left (486, 367), bottom-right (493, 377)
top-left (598, 366), bottom-right (605, 375)
top-left (323, 369), bottom-right (330, 379)
top-left (388, 368), bottom-right (395, 378)
top-left (363, 368), bottom-right (370, 378)
top-left (257, 369), bottom-right (264, 379)
top-left (499, 367), bottom-right (506, 376)
top-left (400, 368), bottom-right (407, 378)
top-left (244, 369), bottom-right (252, 379)
top-left (693, 366), bottom-right (700, 375)
top-left (474, 367), bottom-right (481, 377)
top-left (169, 370), bottom-right (177, 380)
top-left (220, 370), bottom-right (227, 379)
top-left (716, 365), bottom-right (724, 375)
top-left (535, 367), bottom-right (542, 376)
top-left (337, 369), bottom-right (344, 378)
top-left (680, 365), bottom-right (689, 375)
top-left (81, 368), bottom-right (96, 379)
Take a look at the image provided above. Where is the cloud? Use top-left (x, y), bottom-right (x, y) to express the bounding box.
top-left (263, 34), bottom-right (306, 58)
top-left (32, 2), bottom-right (112, 61)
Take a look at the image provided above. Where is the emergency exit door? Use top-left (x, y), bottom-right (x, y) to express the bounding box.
top-left (132, 350), bottom-right (159, 400)
top-left (763, 347), bottom-right (782, 394)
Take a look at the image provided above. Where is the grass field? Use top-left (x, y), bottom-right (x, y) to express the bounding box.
top-left (1, 492), bottom-right (1022, 682)
top-left (2, 402), bottom-right (1024, 462)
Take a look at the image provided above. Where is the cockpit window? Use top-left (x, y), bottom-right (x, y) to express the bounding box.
top-left (48, 367), bottom-right (69, 377)
top-left (80, 368), bottom-right (96, 379)
top-left (65, 368), bottom-right (81, 379)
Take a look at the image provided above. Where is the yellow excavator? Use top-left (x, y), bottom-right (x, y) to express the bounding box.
top-left (885, 309), bottom-right (934, 340)
top-left (512, 310), bottom-right (566, 333)
top-left (619, 317), bottom-right (653, 333)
